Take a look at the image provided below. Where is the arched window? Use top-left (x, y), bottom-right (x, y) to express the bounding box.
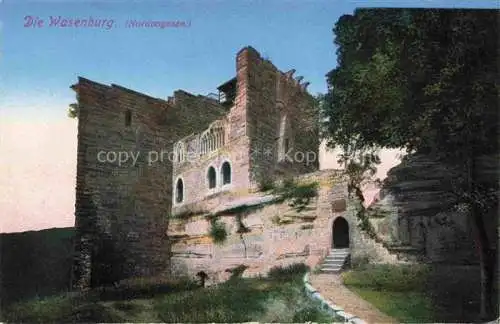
top-left (200, 132), bottom-right (209, 156)
top-left (221, 161), bottom-right (231, 185)
top-left (175, 178), bottom-right (184, 203)
top-left (207, 166), bottom-right (216, 189)
top-left (174, 142), bottom-right (185, 163)
top-left (211, 121), bottom-right (225, 150)
top-left (277, 112), bottom-right (292, 161)
top-left (199, 121), bottom-right (225, 156)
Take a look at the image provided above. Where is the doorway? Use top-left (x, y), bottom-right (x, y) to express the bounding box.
top-left (332, 217), bottom-right (350, 248)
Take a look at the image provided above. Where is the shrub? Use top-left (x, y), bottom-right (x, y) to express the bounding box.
top-left (172, 209), bottom-right (208, 219)
top-left (300, 224), bottom-right (314, 230)
top-left (226, 265), bottom-right (248, 280)
top-left (258, 177), bottom-right (276, 192)
top-left (272, 179), bottom-right (319, 212)
top-left (351, 254), bottom-right (371, 269)
top-left (293, 305), bottom-right (333, 322)
top-left (267, 263), bottom-right (310, 281)
top-left (97, 276), bottom-right (198, 301)
top-left (271, 215), bottom-right (281, 225)
top-left (209, 218), bottom-right (228, 244)
top-left (155, 278), bottom-right (269, 322)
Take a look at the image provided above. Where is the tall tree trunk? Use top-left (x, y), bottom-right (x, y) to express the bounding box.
top-left (470, 210), bottom-right (494, 319)
top-left (467, 156), bottom-right (495, 320)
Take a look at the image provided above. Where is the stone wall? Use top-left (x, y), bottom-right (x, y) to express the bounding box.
top-left (243, 47), bottom-right (319, 188)
top-left (170, 46), bottom-right (319, 215)
top-left (72, 78), bottom-right (228, 289)
top-left (168, 170), bottom-right (347, 284)
top-left (170, 48), bottom-right (253, 213)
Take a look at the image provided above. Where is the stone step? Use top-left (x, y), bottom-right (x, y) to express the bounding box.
top-left (329, 254), bottom-right (349, 257)
top-left (325, 255), bottom-right (349, 259)
top-left (321, 267), bottom-right (342, 273)
top-left (320, 250), bottom-right (350, 273)
top-left (322, 258), bottom-right (347, 264)
top-left (324, 255), bottom-right (349, 260)
top-left (323, 260), bottom-right (345, 264)
top-left (321, 265), bottom-right (344, 271)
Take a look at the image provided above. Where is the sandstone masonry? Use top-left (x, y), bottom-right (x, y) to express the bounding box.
top-left (71, 46), bottom-right (320, 288)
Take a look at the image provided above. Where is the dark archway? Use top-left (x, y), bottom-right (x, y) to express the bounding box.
top-left (332, 217), bottom-right (349, 248)
top-left (175, 178), bottom-right (184, 203)
top-left (221, 161), bottom-right (231, 185)
top-left (207, 167), bottom-right (216, 189)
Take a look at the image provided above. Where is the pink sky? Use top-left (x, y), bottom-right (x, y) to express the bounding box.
top-left (0, 117), bottom-right (77, 233)
top-left (0, 115), bottom-right (402, 233)
top-left (319, 142), bottom-right (404, 206)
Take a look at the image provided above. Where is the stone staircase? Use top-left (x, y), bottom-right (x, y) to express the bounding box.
top-left (320, 248), bottom-right (350, 273)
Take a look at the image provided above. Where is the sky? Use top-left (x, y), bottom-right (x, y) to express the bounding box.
top-left (0, 0), bottom-right (498, 233)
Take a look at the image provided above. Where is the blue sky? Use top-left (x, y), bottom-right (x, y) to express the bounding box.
top-left (1, 0), bottom-right (498, 121)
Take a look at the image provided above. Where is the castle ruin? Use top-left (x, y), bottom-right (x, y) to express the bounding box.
top-left (71, 46), bottom-right (478, 289)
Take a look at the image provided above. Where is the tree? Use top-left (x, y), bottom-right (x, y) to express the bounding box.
top-left (68, 103), bottom-right (78, 119)
top-left (322, 8), bottom-right (498, 319)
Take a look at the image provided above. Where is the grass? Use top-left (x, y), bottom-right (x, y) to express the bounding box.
top-left (342, 264), bottom-right (435, 323)
top-left (349, 287), bottom-right (433, 323)
top-left (2, 263), bottom-right (339, 323)
top-left (341, 263), bottom-right (491, 322)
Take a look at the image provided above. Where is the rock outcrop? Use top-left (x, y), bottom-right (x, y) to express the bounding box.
top-left (367, 154), bottom-right (479, 264)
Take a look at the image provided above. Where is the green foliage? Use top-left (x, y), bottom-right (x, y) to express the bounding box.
top-left (351, 195), bottom-right (378, 239)
top-left (366, 207), bottom-right (390, 218)
top-left (293, 305), bottom-right (334, 322)
top-left (172, 209), bottom-right (208, 219)
top-left (154, 274), bottom-right (333, 322)
top-left (3, 270), bottom-right (335, 323)
top-left (324, 9), bottom-right (498, 317)
top-left (271, 214), bottom-right (281, 225)
top-left (258, 177), bottom-right (276, 192)
top-left (226, 265), bottom-right (249, 280)
top-left (350, 288), bottom-right (434, 323)
top-left (272, 179), bottom-right (319, 212)
top-left (67, 103), bottom-right (78, 119)
top-left (342, 264), bottom-right (434, 322)
top-left (267, 263), bottom-right (310, 281)
top-left (358, 210), bottom-right (377, 239)
top-left (209, 217), bottom-right (228, 245)
top-left (96, 277), bottom-right (198, 301)
top-left (323, 8), bottom-right (498, 206)
top-left (342, 264), bottom-right (430, 292)
top-left (350, 255), bottom-right (371, 269)
top-left (300, 224), bottom-right (314, 230)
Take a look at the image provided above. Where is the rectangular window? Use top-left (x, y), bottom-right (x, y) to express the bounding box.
top-left (125, 109), bottom-right (132, 126)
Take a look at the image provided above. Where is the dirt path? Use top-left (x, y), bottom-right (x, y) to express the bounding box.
top-left (309, 273), bottom-right (397, 324)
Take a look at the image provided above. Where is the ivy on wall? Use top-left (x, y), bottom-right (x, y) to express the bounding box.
top-left (272, 178), bottom-right (319, 212)
top-left (208, 217), bottom-right (228, 245)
